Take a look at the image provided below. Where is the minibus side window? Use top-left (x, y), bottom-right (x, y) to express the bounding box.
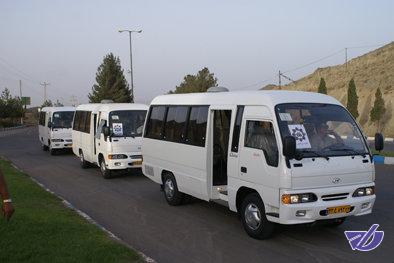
top-left (78, 111), bottom-right (87, 132)
top-left (73, 111), bottom-right (80, 131)
top-left (47, 117), bottom-right (51, 128)
top-left (145, 106), bottom-right (166, 139)
top-left (96, 119), bottom-right (106, 139)
top-left (164, 106), bottom-right (189, 143)
top-left (39, 112), bottom-right (45, 126)
top-left (84, 111), bottom-right (91, 133)
top-left (231, 106), bottom-right (244, 152)
top-left (244, 120), bottom-right (279, 167)
top-left (186, 106), bottom-right (208, 147)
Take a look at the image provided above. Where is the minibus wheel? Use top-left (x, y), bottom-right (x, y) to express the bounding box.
top-left (79, 151), bottom-right (89, 169)
top-left (99, 158), bottom-right (112, 179)
top-left (240, 193), bottom-right (274, 239)
top-left (162, 173), bottom-right (184, 206)
top-left (42, 144), bottom-right (49, 151)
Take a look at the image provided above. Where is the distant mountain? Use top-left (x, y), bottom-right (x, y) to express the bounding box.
top-left (263, 42), bottom-right (394, 137)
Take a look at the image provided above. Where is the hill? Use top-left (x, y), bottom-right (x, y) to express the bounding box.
top-left (263, 42), bottom-right (394, 137)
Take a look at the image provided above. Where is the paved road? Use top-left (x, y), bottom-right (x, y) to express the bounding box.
top-left (1, 127), bottom-right (393, 263)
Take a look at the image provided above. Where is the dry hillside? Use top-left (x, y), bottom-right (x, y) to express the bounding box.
top-left (263, 42), bottom-right (394, 137)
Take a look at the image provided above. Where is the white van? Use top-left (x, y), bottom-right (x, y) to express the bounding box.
top-left (38, 106), bottom-right (75, 154)
top-left (72, 103), bottom-right (148, 179)
top-left (142, 90), bottom-right (382, 239)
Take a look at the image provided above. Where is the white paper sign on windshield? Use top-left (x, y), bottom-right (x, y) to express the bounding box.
top-left (112, 123), bottom-right (123, 136)
top-left (288, 124), bottom-right (311, 149)
top-left (279, 113), bottom-right (292, 121)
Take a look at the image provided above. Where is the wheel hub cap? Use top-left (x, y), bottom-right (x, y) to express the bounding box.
top-left (164, 179), bottom-right (174, 199)
top-left (245, 203), bottom-right (261, 230)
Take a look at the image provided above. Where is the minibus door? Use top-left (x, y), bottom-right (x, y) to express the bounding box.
top-left (208, 106), bottom-right (235, 199)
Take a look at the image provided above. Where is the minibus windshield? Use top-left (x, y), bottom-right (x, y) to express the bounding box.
top-left (52, 111), bottom-right (74, 129)
top-left (109, 110), bottom-right (146, 137)
top-left (275, 103), bottom-right (368, 158)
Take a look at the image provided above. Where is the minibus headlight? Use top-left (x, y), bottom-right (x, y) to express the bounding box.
top-left (282, 193), bottom-right (317, 204)
top-left (108, 154), bottom-right (128, 160)
top-left (353, 186), bottom-right (374, 197)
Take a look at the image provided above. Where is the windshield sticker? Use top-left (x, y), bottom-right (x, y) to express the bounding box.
top-left (279, 113), bottom-right (292, 121)
top-left (288, 124), bottom-right (311, 149)
top-left (112, 123), bottom-right (123, 136)
top-left (54, 113), bottom-right (60, 118)
top-left (111, 115), bottom-right (119, 120)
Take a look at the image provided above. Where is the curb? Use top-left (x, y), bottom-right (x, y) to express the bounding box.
top-left (373, 156), bottom-right (394, 165)
top-left (2, 158), bottom-right (155, 263)
top-left (367, 137), bottom-right (394, 142)
top-left (0, 125), bottom-right (26, 132)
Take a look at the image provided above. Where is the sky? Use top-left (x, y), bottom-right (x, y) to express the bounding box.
top-left (0, 0), bottom-right (393, 106)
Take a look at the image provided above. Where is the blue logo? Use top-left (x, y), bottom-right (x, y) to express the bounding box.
top-left (344, 224), bottom-right (384, 251)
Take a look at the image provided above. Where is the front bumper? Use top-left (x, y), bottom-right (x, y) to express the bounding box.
top-left (278, 184), bottom-right (376, 224)
top-left (105, 153), bottom-right (142, 170)
top-left (51, 141), bottom-right (73, 149)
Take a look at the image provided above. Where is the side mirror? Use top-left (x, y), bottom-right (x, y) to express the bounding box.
top-left (283, 136), bottom-right (296, 159)
top-left (375, 133), bottom-right (384, 151)
top-left (102, 126), bottom-right (110, 137)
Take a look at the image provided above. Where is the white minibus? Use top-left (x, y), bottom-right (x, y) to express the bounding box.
top-left (142, 89), bottom-right (382, 239)
top-left (38, 106), bottom-right (75, 155)
top-left (72, 103), bottom-right (148, 179)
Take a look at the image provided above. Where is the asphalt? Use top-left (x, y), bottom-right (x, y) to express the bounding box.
top-left (0, 127), bottom-right (393, 263)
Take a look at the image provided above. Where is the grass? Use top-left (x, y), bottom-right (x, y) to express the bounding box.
top-left (371, 150), bottom-right (394, 157)
top-left (0, 159), bottom-right (142, 263)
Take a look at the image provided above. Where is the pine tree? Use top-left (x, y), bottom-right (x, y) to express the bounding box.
top-left (370, 88), bottom-right (386, 131)
top-left (88, 53), bottom-right (132, 103)
top-left (347, 78), bottom-right (359, 119)
top-left (317, 77), bottom-right (327, 94)
top-left (170, 67), bottom-right (218, 94)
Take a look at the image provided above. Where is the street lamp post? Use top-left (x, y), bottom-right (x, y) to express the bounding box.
top-left (119, 29), bottom-right (142, 102)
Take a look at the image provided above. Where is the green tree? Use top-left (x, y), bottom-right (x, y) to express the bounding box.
top-left (88, 53), bottom-right (132, 103)
top-left (170, 67), bottom-right (218, 94)
top-left (370, 88), bottom-right (386, 131)
top-left (41, 100), bottom-right (53, 108)
top-left (346, 78), bottom-right (359, 119)
top-left (317, 77), bottom-right (327, 94)
top-left (0, 88), bottom-right (23, 125)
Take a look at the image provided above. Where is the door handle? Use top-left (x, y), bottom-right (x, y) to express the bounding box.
top-left (241, 166), bottom-right (247, 173)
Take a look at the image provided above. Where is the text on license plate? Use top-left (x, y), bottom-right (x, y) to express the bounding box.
top-left (133, 160), bottom-right (142, 166)
top-left (327, 205), bottom-right (351, 214)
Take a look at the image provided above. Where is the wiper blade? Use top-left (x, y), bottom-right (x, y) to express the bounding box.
top-left (328, 148), bottom-right (367, 157)
top-left (300, 150), bottom-right (329, 160)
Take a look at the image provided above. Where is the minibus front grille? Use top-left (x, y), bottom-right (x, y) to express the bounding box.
top-left (321, 193), bottom-right (349, 201)
top-left (130, 155), bottom-right (142, 159)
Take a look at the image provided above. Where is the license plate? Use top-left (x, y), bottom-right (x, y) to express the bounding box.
top-left (327, 205), bottom-right (351, 214)
top-left (133, 160), bottom-right (142, 166)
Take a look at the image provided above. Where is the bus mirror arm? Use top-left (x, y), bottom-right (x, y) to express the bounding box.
top-left (283, 136), bottom-right (297, 160)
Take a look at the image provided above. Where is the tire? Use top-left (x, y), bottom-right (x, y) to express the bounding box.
top-left (42, 144), bottom-right (49, 151)
top-left (326, 217), bottom-right (346, 227)
top-left (99, 158), bottom-right (112, 179)
top-left (240, 193), bottom-right (275, 239)
top-left (50, 147), bottom-right (56, 156)
top-left (79, 151), bottom-right (89, 169)
top-left (162, 173), bottom-right (184, 206)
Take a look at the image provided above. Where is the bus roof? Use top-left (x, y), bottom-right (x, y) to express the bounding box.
top-left (41, 106), bottom-right (75, 112)
top-left (150, 90), bottom-right (342, 108)
top-left (75, 103), bottom-right (148, 112)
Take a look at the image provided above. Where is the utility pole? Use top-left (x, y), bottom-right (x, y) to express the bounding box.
top-left (19, 80), bottom-right (23, 125)
top-left (345, 47), bottom-right (348, 69)
top-left (40, 82), bottom-right (50, 103)
top-left (119, 29), bottom-right (142, 102)
top-left (278, 70), bottom-right (281, 88)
